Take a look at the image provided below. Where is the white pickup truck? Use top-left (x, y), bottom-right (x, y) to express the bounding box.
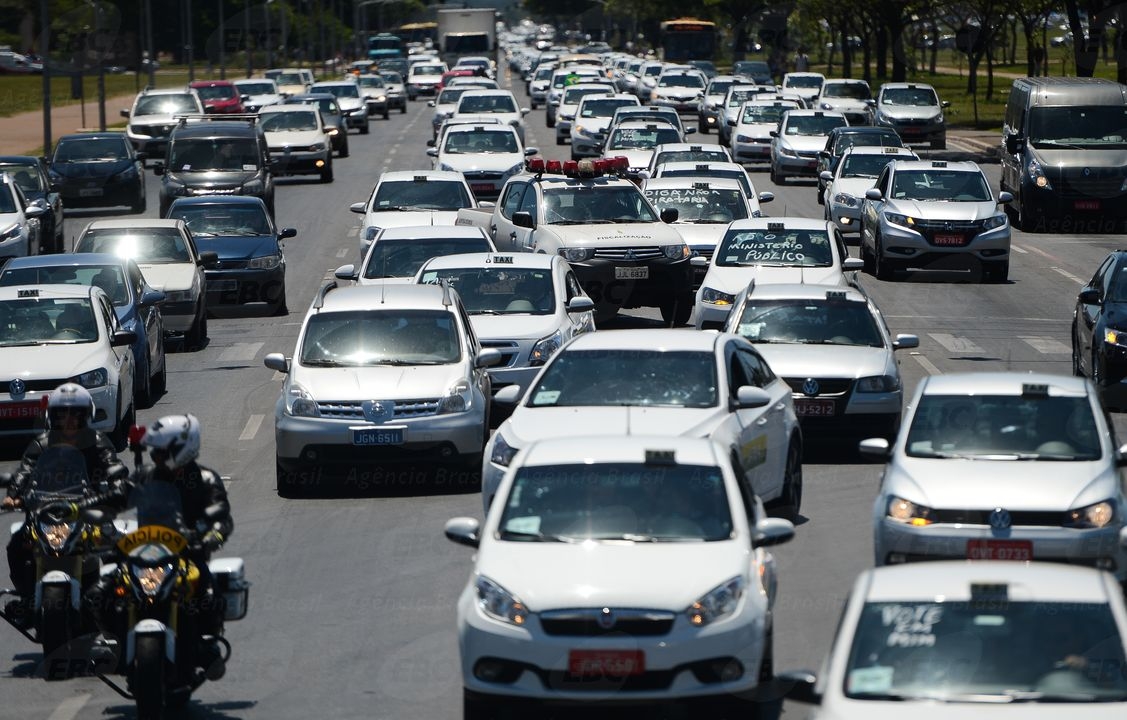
top-left (456, 159), bottom-right (694, 324)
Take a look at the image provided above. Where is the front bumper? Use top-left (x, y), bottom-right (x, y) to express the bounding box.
top-left (772, 152), bottom-right (819, 177)
top-left (1019, 178), bottom-right (1127, 228)
top-left (569, 257), bottom-right (693, 313)
top-left (205, 266), bottom-right (285, 308)
top-left (365, 99), bottom-right (389, 116)
top-left (0, 383), bottom-right (119, 438)
top-left (343, 110), bottom-right (368, 129)
top-left (56, 175), bottom-right (142, 208)
top-left (407, 82), bottom-right (440, 98)
top-left (160, 299), bottom-right (198, 334)
top-left (732, 138), bottom-right (772, 163)
top-left (876, 220), bottom-right (1011, 270)
top-left (878, 119), bottom-right (944, 144)
top-left (556, 118), bottom-right (573, 140)
top-left (269, 149), bottom-right (331, 176)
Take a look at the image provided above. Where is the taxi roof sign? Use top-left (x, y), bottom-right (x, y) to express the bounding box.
top-left (413, 175), bottom-right (428, 182)
top-left (767, 222), bottom-right (785, 231)
top-left (970, 582), bottom-right (1008, 601)
top-left (692, 182), bottom-right (709, 189)
top-left (644, 449), bottom-right (676, 466)
top-left (17, 288), bottom-right (39, 298)
top-left (825, 290), bottom-right (848, 300)
top-left (690, 145), bottom-right (702, 151)
top-left (695, 164), bottom-right (710, 171)
top-left (1022, 383), bottom-right (1050, 397)
top-left (931, 160), bottom-right (947, 168)
top-left (883, 146), bottom-right (902, 153)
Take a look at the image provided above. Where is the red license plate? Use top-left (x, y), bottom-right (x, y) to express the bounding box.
top-left (967, 539), bottom-right (1032, 561)
top-left (568, 650), bottom-right (645, 677)
top-left (795, 398), bottom-right (835, 417)
top-left (933, 233), bottom-right (965, 246)
top-left (471, 183), bottom-right (495, 193)
top-left (1075, 199), bottom-right (1101, 210)
top-left (0, 402), bottom-right (42, 420)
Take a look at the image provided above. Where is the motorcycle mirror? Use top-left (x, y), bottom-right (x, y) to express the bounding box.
top-left (203, 503), bottom-right (226, 521)
top-left (0, 472), bottom-right (11, 489)
top-left (82, 508), bottom-right (106, 525)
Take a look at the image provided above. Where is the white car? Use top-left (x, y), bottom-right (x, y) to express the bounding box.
top-left (602, 121), bottom-right (683, 171)
top-left (645, 143), bottom-right (733, 176)
top-left (718, 84), bottom-right (778, 145)
top-left (121, 87), bottom-right (204, 157)
top-left (649, 69), bottom-right (707, 113)
top-left (569, 92), bottom-right (639, 159)
top-left (782, 561), bottom-right (1127, 715)
top-left (694, 217), bottom-right (863, 329)
top-left (730, 99), bottom-right (801, 165)
top-left (350, 171), bottom-right (478, 256)
top-left (448, 435), bottom-right (795, 715)
top-left (415, 252), bottom-right (595, 402)
top-left (0, 172), bottom-right (46, 259)
top-left (270, 68), bottom-right (313, 98)
top-left (0, 284), bottom-right (136, 448)
top-left (770, 109), bottom-right (849, 184)
top-left (554, 83), bottom-right (624, 146)
top-left (427, 125), bottom-right (537, 200)
top-left (482, 329), bottom-right (802, 517)
top-left (822, 146), bottom-right (919, 234)
top-left (650, 160), bottom-right (763, 206)
top-left (406, 60), bottom-right (449, 100)
top-left (545, 66), bottom-right (604, 126)
top-left (337, 225), bottom-right (496, 285)
top-left (817, 78), bottom-right (874, 125)
top-left (452, 90), bottom-right (530, 146)
top-left (232, 78), bottom-right (283, 113)
top-left (428, 86), bottom-right (476, 138)
top-left (258, 104), bottom-right (334, 183)
top-left (780, 71), bottom-right (825, 104)
top-left (309, 81), bottom-right (370, 134)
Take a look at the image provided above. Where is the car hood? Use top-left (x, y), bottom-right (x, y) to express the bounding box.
top-left (191, 234), bottom-right (278, 261)
top-left (673, 223), bottom-right (729, 251)
top-left (135, 263), bottom-right (197, 292)
top-left (704, 264), bottom-right (846, 292)
top-left (265, 129), bottom-right (326, 147)
top-left (880, 105), bottom-right (942, 121)
top-left (165, 169), bottom-right (258, 184)
top-left (440, 153), bottom-right (523, 173)
top-left (607, 148), bottom-right (655, 169)
top-left (51, 158), bottom-right (132, 178)
top-left (364, 210), bottom-right (462, 228)
top-left (574, 116), bottom-right (612, 134)
top-left (245, 93), bottom-right (283, 106)
top-left (833, 177), bottom-right (880, 198)
top-left (654, 88), bottom-right (701, 101)
top-left (1033, 148), bottom-right (1127, 168)
top-left (738, 122), bottom-right (778, 139)
top-left (777, 135), bottom-right (829, 152)
top-left (336, 97), bottom-right (365, 112)
top-left (539, 221), bottom-right (684, 247)
top-left (821, 98), bottom-right (870, 110)
top-left (752, 344), bottom-right (891, 380)
top-left (469, 314), bottom-right (560, 341)
top-left (503, 406), bottom-right (722, 446)
top-left (475, 540), bottom-right (747, 611)
top-left (885, 199), bottom-right (1002, 221)
top-left (295, 363), bottom-right (461, 400)
top-left (5, 344), bottom-right (114, 380)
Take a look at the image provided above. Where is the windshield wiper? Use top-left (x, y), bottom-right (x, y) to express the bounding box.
top-left (301, 358), bottom-right (345, 367)
top-left (471, 309), bottom-right (501, 315)
top-left (373, 205), bottom-right (412, 211)
top-left (0, 341), bottom-right (44, 347)
top-left (498, 529), bottom-right (569, 542)
top-left (585, 533), bottom-right (660, 542)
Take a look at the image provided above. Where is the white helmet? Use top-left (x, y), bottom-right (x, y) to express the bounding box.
top-left (46, 383), bottom-right (95, 430)
top-left (142, 414), bottom-right (201, 470)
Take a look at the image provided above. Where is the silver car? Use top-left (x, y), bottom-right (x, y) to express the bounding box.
top-left (864, 372), bottom-right (1127, 583)
top-left (874, 81), bottom-right (950, 149)
top-left (859, 159), bottom-right (1013, 282)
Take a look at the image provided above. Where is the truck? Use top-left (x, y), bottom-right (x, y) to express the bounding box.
top-left (456, 158), bottom-right (695, 325)
top-left (436, 8), bottom-right (496, 68)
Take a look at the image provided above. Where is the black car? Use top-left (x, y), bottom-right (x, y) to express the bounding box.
top-left (0, 155), bottom-right (64, 252)
top-left (283, 93), bottom-right (349, 157)
top-left (48, 132), bottom-right (146, 214)
top-left (732, 60), bottom-right (774, 85)
top-left (815, 125), bottom-right (905, 204)
top-left (1073, 250), bottom-right (1127, 409)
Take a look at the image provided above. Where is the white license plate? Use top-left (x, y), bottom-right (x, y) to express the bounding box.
top-left (352, 428), bottom-right (405, 446)
top-left (79, 188), bottom-right (104, 197)
top-left (614, 266), bottom-right (649, 280)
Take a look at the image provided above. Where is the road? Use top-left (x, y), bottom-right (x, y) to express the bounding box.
top-left (0, 70), bottom-right (1121, 720)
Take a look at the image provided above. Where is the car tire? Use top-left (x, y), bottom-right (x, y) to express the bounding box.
top-left (1072, 324), bottom-right (1085, 377)
top-left (131, 191), bottom-right (146, 214)
top-left (697, 117), bottom-right (708, 134)
top-left (874, 236), bottom-right (894, 281)
top-left (382, 109), bottom-right (389, 120)
top-left (136, 352), bottom-right (153, 408)
top-left (276, 460), bottom-right (301, 498)
top-left (660, 294), bottom-right (693, 327)
top-left (555, 134), bottom-right (564, 146)
top-left (110, 396), bottom-right (135, 452)
top-left (273, 283), bottom-right (288, 316)
top-left (463, 690), bottom-right (518, 720)
top-left (816, 188), bottom-right (824, 205)
top-left (769, 440), bottom-right (803, 522)
top-left (546, 115), bottom-right (555, 129)
top-left (187, 306), bottom-right (207, 351)
top-left (320, 160), bottom-right (333, 183)
top-left (771, 167), bottom-right (784, 185)
top-left (339, 139), bottom-right (350, 158)
top-left (1092, 350), bottom-right (1105, 387)
top-left (984, 261), bottom-right (1009, 283)
top-left (360, 122), bottom-right (370, 135)
top-left (400, 103), bottom-right (406, 114)
top-left (152, 352), bottom-right (167, 397)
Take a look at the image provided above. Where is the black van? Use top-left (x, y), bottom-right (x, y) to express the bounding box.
top-left (154, 115), bottom-right (276, 218)
top-left (1001, 77), bottom-right (1127, 232)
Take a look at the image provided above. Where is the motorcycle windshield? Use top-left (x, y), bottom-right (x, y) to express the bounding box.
top-left (28, 446), bottom-right (89, 501)
top-left (128, 480), bottom-right (186, 534)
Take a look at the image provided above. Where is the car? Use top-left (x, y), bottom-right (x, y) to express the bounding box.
top-left (686, 59), bottom-right (717, 79)
top-left (733, 60), bottom-right (773, 84)
top-left (780, 72), bottom-right (825, 104)
top-left (414, 252), bottom-right (595, 407)
top-left (645, 143), bottom-right (733, 176)
top-left (730, 99), bottom-right (802, 165)
top-left (270, 67), bottom-right (313, 97)
top-left (121, 87), bottom-right (205, 158)
top-left (635, 59), bottom-right (667, 102)
top-left (73, 219), bottom-right (216, 350)
top-left (355, 74), bottom-right (391, 119)
top-left (337, 225), bottom-right (496, 285)
top-left (430, 116), bottom-right (505, 152)
top-left (697, 74), bottom-right (742, 133)
top-left (283, 93), bottom-right (350, 157)
top-left (0, 254), bottom-right (167, 406)
top-left (309, 81), bottom-right (370, 135)
top-left (448, 435), bottom-right (795, 717)
top-left (350, 171), bottom-right (478, 256)
top-left (263, 282), bottom-right (501, 495)
top-left (569, 92), bottom-right (640, 159)
top-left (649, 69), bottom-right (707, 114)
top-left (649, 160), bottom-right (761, 204)
top-left (452, 55), bottom-right (495, 79)
top-left (874, 81), bottom-right (950, 149)
top-left (482, 329), bottom-right (803, 517)
top-left (428, 86), bottom-right (476, 138)
top-left (607, 105), bottom-right (691, 141)
top-left (165, 196), bottom-right (295, 316)
top-left (257, 104), bottom-right (335, 183)
top-left (0, 284), bottom-right (136, 448)
top-left (817, 78), bottom-right (874, 125)
top-left (723, 283), bottom-right (918, 441)
top-left (232, 78), bottom-right (283, 113)
top-left (863, 372), bottom-right (1127, 583)
top-left (554, 83), bottom-right (622, 146)
top-left (427, 125), bottom-right (537, 200)
top-left (718, 84), bottom-right (778, 146)
top-left (527, 63), bottom-right (555, 109)
top-left (0, 172), bottom-right (46, 260)
top-left (189, 80), bottom-right (246, 115)
top-left (822, 146), bottom-right (920, 234)
top-left (694, 218), bottom-right (862, 329)
top-left (545, 66), bottom-right (606, 127)
top-left (0, 156), bottom-right (63, 253)
top-left (859, 159), bottom-right (1013, 281)
top-left (1072, 250), bottom-right (1127, 409)
top-left (781, 562), bottom-right (1127, 715)
top-left (602, 121), bottom-right (684, 172)
top-left (452, 90), bottom-right (530, 146)
top-left (770, 109), bottom-right (849, 184)
top-left (440, 68), bottom-right (477, 90)
top-left (406, 60), bottom-right (448, 100)
top-left (376, 70), bottom-right (408, 113)
top-left (814, 125), bottom-right (906, 203)
top-left (48, 132), bottom-right (146, 214)
top-left (614, 57), bottom-right (643, 94)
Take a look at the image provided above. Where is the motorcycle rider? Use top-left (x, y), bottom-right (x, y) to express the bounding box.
top-left (2, 383), bottom-right (127, 623)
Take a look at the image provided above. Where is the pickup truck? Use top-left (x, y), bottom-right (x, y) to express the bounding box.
top-left (456, 158), bottom-right (694, 324)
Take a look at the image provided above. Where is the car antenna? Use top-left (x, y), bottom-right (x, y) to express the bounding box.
top-left (625, 405), bottom-right (631, 436)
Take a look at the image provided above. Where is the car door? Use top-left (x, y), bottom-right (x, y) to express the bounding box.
top-left (98, 292), bottom-right (133, 414)
top-left (1079, 255), bottom-right (1115, 370)
top-left (130, 261), bottom-right (162, 367)
top-left (493, 180), bottom-right (525, 250)
top-left (512, 181), bottom-right (537, 251)
top-left (738, 346), bottom-right (791, 501)
top-left (722, 339), bottom-right (774, 500)
top-left (862, 165), bottom-right (891, 247)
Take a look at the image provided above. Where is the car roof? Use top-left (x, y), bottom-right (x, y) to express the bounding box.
top-left (168, 195), bottom-right (269, 209)
top-left (652, 143), bottom-right (728, 154)
top-left (748, 282), bottom-right (868, 302)
top-left (880, 81), bottom-right (937, 91)
top-left (419, 251), bottom-right (557, 270)
top-left (783, 109), bottom-right (846, 118)
top-left (56, 132), bottom-right (129, 143)
top-left (378, 225), bottom-right (488, 240)
top-left (259, 104), bottom-right (317, 113)
top-left (142, 87), bottom-right (197, 95)
top-left (376, 170), bottom-right (467, 183)
top-left (84, 218), bottom-right (184, 230)
top-left (860, 561), bottom-right (1114, 603)
top-left (726, 216), bottom-right (833, 231)
top-left (889, 159), bottom-right (983, 173)
top-left (2, 253), bottom-right (132, 270)
top-left (318, 282), bottom-right (454, 312)
top-left (839, 146), bottom-right (918, 158)
top-left (919, 372), bottom-right (1091, 397)
top-left (643, 176), bottom-right (743, 191)
top-left (566, 328), bottom-right (728, 352)
top-left (0, 155), bottom-right (40, 165)
top-left (578, 93), bottom-right (637, 102)
top-left (458, 89), bottom-right (515, 98)
top-left (444, 124), bottom-right (516, 135)
top-left (519, 435), bottom-right (725, 470)
top-left (0, 283), bottom-right (98, 301)
top-left (657, 161), bottom-right (748, 173)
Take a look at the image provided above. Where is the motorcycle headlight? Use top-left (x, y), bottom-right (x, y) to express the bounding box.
top-left (833, 192), bottom-right (860, 208)
top-left (687, 576), bottom-right (744, 627)
top-left (73, 367), bottom-right (108, 388)
top-left (475, 575), bottom-right (528, 626)
top-left (39, 521), bottom-right (75, 552)
top-left (248, 253), bottom-right (282, 270)
top-left (439, 378), bottom-right (472, 414)
top-left (663, 244), bottom-right (690, 259)
top-left (981, 213), bottom-right (1008, 231)
top-left (164, 289), bottom-right (194, 302)
top-left (529, 330), bottom-right (562, 366)
top-left (1027, 157), bottom-right (1052, 189)
top-left (856, 374), bottom-right (900, 393)
top-left (490, 432), bottom-right (519, 467)
top-left (884, 212), bottom-right (917, 229)
top-left (133, 562), bottom-right (175, 597)
top-left (559, 247), bottom-right (595, 263)
top-left (700, 287), bottom-right (735, 306)
top-left (286, 382), bottom-right (320, 417)
top-left (1065, 499), bottom-right (1116, 528)
top-left (0, 223), bottom-right (22, 242)
top-left (886, 496), bottom-right (934, 526)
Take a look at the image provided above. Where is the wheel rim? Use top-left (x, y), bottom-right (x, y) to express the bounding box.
top-left (787, 444), bottom-right (802, 511)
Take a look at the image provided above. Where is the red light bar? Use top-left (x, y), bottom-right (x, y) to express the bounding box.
top-left (527, 158), bottom-right (545, 173)
top-left (613, 156), bottom-right (630, 172)
top-left (545, 159), bottom-right (562, 174)
top-left (562, 160), bottom-right (579, 176)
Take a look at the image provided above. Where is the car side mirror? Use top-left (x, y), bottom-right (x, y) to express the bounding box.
top-left (819, 170), bottom-right (833, 182)
top-left (493, 384), bottom-right (522, 406)
top-left (198, 251), bottom-right (220, 268)
top-left (135, 152), bottom-right (147, 163)
top-left (111, 330), bottom-right (138, 347)
top-left (735, 385), bottom-right (770, 409)
top-left (1005, 134), bottom-right (1024, 154)
top-left (777, 670), bottom-right (822, 705)
top-left (475, 348), bottom-right (502, 368)
top-left (24, 205), bottom-right (46, 219)
top-left (120, 108), bottom-right (130, 118)
top-left (893, 333), bottom-right (919, 350)
top-left (139, 289), bottom-right (166, 306)
top-left (478, 201), bottom-right (495, 209)
top-left (566, 296), bottom-right (594, 313)
top-left (350, 202), bottom-right (366, 214)
top-left (997, 191), bottom-right (1013, 204)
top-left (512, 211), bottom-right (535, 229)
top-left (263, 352), bottom-right (290, 373)
top-left (444, 516), bottom-right (480, 548)
top-left (758, 191), bottom-right (774, 204)
top-left (660, 208), bottom-right (679, 223)
top-left (427, 100), bottom-right (435, 107)
top-left (684, 127), bottom-right (695, 135)
top-left (690, 255), bottom-right (710, 268)
top-left (858, 437), bottom-right (891, 460)
top-left (864, 187), bottom-right (882, 201)
top-left (426, 148), bottom-right (439, 157)
top-left (842, 257), bottom-right (864, 271)
top-left (753, 517), bottom-right (794, 547)
top-left (769, 130), bottom-right (778, 137)
top-left (1079, 287), bottom-right (1102, 305)
top-left (520, 108), bottom-right (530, 116)
top-left (279, 227), bottom-right (297, 240)
top-left (524, 147), bottom-right (539, 156)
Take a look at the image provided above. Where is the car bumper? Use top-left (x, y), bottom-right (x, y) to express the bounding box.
top-left (568, 258), bottom-right (693, 312)
top-left (56, 176), bottom-right (142, 208)
top-left (344, 111), bottom-right (367, 129)
top-left (407, 83), bottom-right (439, 97)
top-left (127, 134), bottom-right (171, 157)
top-left (651, 99), bottom-right (697, 113)
top-left (878, 121), bottom-right (944, 143)
top-left (205, 266), bottom-right (285, 307)
top-left (160, 299), bottom-right (198, 334)
top-left (365, 100), bottom-right (389, 115)
top-left (0, 383), bottom-right (120, 438)
top-left (270, 149), bottom-right (331, 175)
top-left (772, 154), bottom-right (820, 176)
top-left (732, 140), bottom-right (772, 162)
top-left (693, 300), bottom-right (733, 330)
top-left (1019, 180), bottom-right (1127, 228)
top-left (556, 119), bottom-right (573, 138)
top-left (877, 223), bottom-right (1011, 267)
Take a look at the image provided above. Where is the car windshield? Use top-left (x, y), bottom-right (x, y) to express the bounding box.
top-left (275, 72), bottom-right (304, 85)
top-left (371, 180), bottom-right (473, 211)
top-left (379, 72), bottom-right (403, 84)
top-left (260, 111), bottom-right (319, 132)
top-left (0, 297), bottom-right (98, 345)
top-left (358, 76), bottom-right (385, 89)
top-left (653, 150), bottom-right (728, 166)
top-left (616, 112), bottom-right (679, 129)
top-left (0, 266), bottom-right (128, 305)
top-left (168, 138), bottom-right (260, 172)
top-left (733, 299), bottom-right (882, 346)
top-left (458, 94), bottom-right (517, 113)
top-left (135, 94), bottom-right (198, 115)
top-left (300, 309), bottom-right (460, 366)
top-left (562, 87), bottom-right (607, 105)
top-left (497, 462), bottom-right (733, 543)
top-left (836, 132), bottom-right (904, 153)
top-left (658, 74), bottom-right (704, 88)
top-left (580, 98), bottom-right (635, 118)
top-left (418, 267), bottom-right (555, 315)
top-left (236, 82), bottom-right (274, 95)
top-left (707, 80), bottom-right (736, 96)
top-left (53, 137), bottom-right (129, 162)
top-left (543, 186), bottom-right (658, 224)
top-left (882, 87), bottom-right (939, 106)
top-left (785, 75), bottom-right (824, 89)
top-left (437, 88), bottom-right (468, 104)
top-left (414, 65), bottom-right (445, 75)
top-left (535, 68), bottom-right (553, 80)
top-left (643, 65), bottom-right (662, 76)
top-left (75, 228), bottom-right (191, 263)
top-left (363, 237), bottom-right (492, 279)
top-left (609, 127), bottom-right (681, 149)
top-left (890, 169), bottom-right (992, 201)
top-left (841, 154), bottom-right (902, 178)
top-left (905, 393), bottom-right (1102, 459)
top-left (443, 130), bottom-right (518, 154)
top-left (1029, 106), bottom-right (1127, 148)
top-left (316, 84), bottom-right (360, 99)
top-left (844, 600), bottom-right (1127, 701)
top-left (728, 89), bottom-right (764, 107)
top-left (716, 227), bottom-right (833, 267)
top-left (658, 168), bottom-right (752, 198)
top-left (194, 85), bottom-right (237, 100)
top-left (0, 164), bottom-right (44, 193)
top-left (644, 186), bottom-right (748, 224)
top-left (823, 82), bottom-right (871, 99)
top-left (528, 350), bottom-right (718, 407)
top-left (742, 104), bottom-right (791, 124)
top-left (168, 205), bottom-right (271, 236)
top-left (785, 115), bottom-right (849, 135)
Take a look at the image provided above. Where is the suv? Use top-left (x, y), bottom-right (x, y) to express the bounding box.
top-left (121, 87), bottom-right (205, 157)
top-left (817, 78), bottom-right (874, 125)
top-left (154, 116), bottom-right (275, 218)
top-left (874, 82), bottom-right (949, 149)
top-left (263, 282), bottom-right (500, 495)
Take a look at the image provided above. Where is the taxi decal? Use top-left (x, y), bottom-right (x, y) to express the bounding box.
top-left (740, 435), bottom-right (767, 469)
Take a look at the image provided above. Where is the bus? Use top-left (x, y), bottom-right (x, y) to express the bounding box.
top-left (660, 17), bottom-right (718, 62)
top-left (398, 22), bottom-right (438, 48)
top-left (368, 33), bottom-right (405, 61)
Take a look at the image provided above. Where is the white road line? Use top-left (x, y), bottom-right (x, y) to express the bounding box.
top-left (1053, 267), bottom-right (1086, 284)
top-left (910, 352), bottom-right (942, 375)
top-left (239, 414), bottom-right (264, 441)
top-left (1020, 336), bottom-right (1071, 354)
top-left (218, 342), bottom-right (264, 362)
top-left (347, 226), bottom-right (359, 238)
top-left (389, 147), bottom-right (398, 155)
top-left (336, 248), bottom-right (349, 257)
top-left (46, 694), bottom-right (90, 720)
top-left (928, 333), bottom-right (984, 354)
top-left (1011, 244), bottom-right (1028, 254)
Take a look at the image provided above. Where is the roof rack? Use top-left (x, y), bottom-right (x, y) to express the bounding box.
top-left (174, 113), bottom-right (260, 126)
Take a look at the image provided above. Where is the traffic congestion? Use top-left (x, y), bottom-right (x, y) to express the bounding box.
top-left (2, 13), bottom-right (1127, 720)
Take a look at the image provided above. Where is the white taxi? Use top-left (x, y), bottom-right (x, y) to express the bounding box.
top-left (822, 146), bottom-right (919, 234)
top-left (350, 171), bottom-right (478, 256)
top-left (730, 99), bottom-right (801, 165)
top-left (426, 124), bottom-right (538, 200)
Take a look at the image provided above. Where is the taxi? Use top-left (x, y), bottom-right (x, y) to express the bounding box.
top-left (350, 171), bottom-right (478, 256)
top-left (821, 146), bottom-right (919, 234)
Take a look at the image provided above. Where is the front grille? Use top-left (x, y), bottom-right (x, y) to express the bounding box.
top-left (593, 246), bottom-right (664, 261)
top-left (540, 609), bottom-right (676, 637)
top-left (314, 398), bottom-right (441, 419)
top-left (187, 187), bottom-right (240, 196)
top-left (784, 377), bottom-right (854, 395)
top-left (272, 145), bottom-right (322, 153)
top-left (911, 218), bottom-right (987, 248)
top-left (0, 379), bottom-right (67, 393)
top-left (133, 124), bottom-right (174, 137)
top-left (1056, 168), bottom-right (1126, 200)
top-left (209, 259), bottom-right (248, 270)
top-left (481, 340), bottom-right (520, 368)
top-left (930, 508), bottom-right (1065, 526)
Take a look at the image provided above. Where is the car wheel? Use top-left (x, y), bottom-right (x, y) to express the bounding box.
top-left (320, 160), bottom-right (333, 183)
top-left (339, 138), bottom-right (350, 158)
top-left (530, 100), bottom-right (538, 110)
top-left (546, 115), bottom-right (555, 129)
top-left (360, 121), bottom-right (370, 135)
top-left (758, 622), bottom-right (774, 683)
top-left (400, 103), bottom-right (406, 114)
top-left (874, 235), bottom-right (894, 281)
top-left (136, 352), bottom-right (153, 408)
top-left (770, 440), bottom-right (802, 522)
top-left (158, 199), bottom-right (170, 218)
top-left (187, 305), bottom-right (207, 351)
top-left (984, 261), bottom-right (1009, 283)
top-left (697, 117), bottom-right (708, 134)
top-left (152, 351), bottom-right (167, 396)
top-left (1072, 323), bottom-right (1085, 377)
top-left (110, 396), bottom-right (135, 452)
top-left (931, 135), bottom-right (947, 150)
top-left (383, 109), bottom-right (389, 120)
top-left (660, 295), bottom-right (693, 327)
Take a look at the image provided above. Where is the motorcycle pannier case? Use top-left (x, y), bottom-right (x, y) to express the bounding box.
top-left (208, 557), bottom-right (249, 621)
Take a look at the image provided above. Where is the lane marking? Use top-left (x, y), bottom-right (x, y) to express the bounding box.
top-left (1024, 244), bottom-right (1063, 263)
top-left (910, 352), bottom-right (942, 375)
top-left (1011, 244), bottom-right (1028, 254)
top-left (1053, 267), bottom-right (1086, 284)
top-left (347, 226), bottom-right (359, 238)
top-left (46, 694), bottom-right (90, 720)
top-left (389, 147), bottom-right (398, 155)
top-left (885, 314), bottom-right (1068, 323)
top-left (1020, 336), bottom-right (1071, 354)
top-left (928, 333), bottom-right (984, 354)
top-left (218, 342), bottom-right (263, 362)
top-left (336, 248), bottom-right (349, 258)
top-left (239, 414), bottom-right (264, 441)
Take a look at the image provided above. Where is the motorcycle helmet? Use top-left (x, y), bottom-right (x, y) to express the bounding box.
top-left (45, 382), bottom-right (95, 433)
top-left (142, 414), bottom-right (201, 470)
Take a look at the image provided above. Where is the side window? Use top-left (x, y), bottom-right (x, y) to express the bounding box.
top-left (564, 271), bottom-right (582, 301)
top-left (731, 454), bottom-right (757, 524)
top-left (1092, 256), bottom-right (1114, 293)
top-left (727, 346), bottom-right (752, 394)
top-left (131, 265), bottom-right (146, 299)
top-left (739, 348), bottom-right (776, 387)
top-left (877, 167), bottom-right (891, 195)
top-left (499, 182), bottom-right (525, 220)
top-left (518, 184), bottom-right (538, 222)
top-left (1101, 259), bottom-right (1119, 298)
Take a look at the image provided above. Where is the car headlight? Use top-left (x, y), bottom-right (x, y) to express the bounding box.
top-left (164, 289), bottom-right (194, 302)
top-left (778, 145), bottom-right (798, 158)
top-left (663, 244), bottom-right (690, 259)
top-left (886, 496), bottom-right (934, 526)
top-left (439, 378), bottom-right (472, 414)
top-left (529, 330), bottom-right (562, 366)
top-left (876, 110), bottom-right (891, 123)
top-left (375, 95), bottom-right (386, 102)
top-left (1106, 328), bottom-right (1127, 346)
top-left (559, 247), bottom-right (595, 263)
top-left (573, 124), bottom-right (586, 136)
top-left (1065, 499), bottom-right (1116, 528)
top-left (73, 367), bottom-right (108, 388)
top-left (736, 134), bottom-right (753, 142)
top-left (884, 212), bottom-right (917, 229)
top-left (490, 432), bottom-right (519, 467)
top-left (981, 213), bottom-right (1008, 231)
top-left (39, 521), bottom-right (75, 552)
top-left (0, 223), bottom-right (22, 242)
top-left (286, 382), bottom-right (320, 417)
top-left (700, 287), bottom-right (735, 306)
top-left (241, 178), bottom-right (264, 194)
top-left (1027, 157), bottom-right (1052, 189)
top-left (165, 178), bottom-right (187, 195)
top-left (856, 374), bottom-right (900, 393)
top-left (133, 562), bottom-right (175, 597)
top-left (833, 192), bottom-right (859, 208)
top-left (311, 142), bottom-right (327, 152)
top-left (507, 163), bottom-right (524, 176)
top-left (475, 575), bottom-right (528, 626)
top-left (933, 112), bottom-right (944, 125)
top-left (687, 576), bottom-right (744, 627)
top-left (247, 253), bottom-right (282, 270)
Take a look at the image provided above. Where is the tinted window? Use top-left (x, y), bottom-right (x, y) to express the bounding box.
top-left (716, 227), bottom-right (833, 267)
top-left (0, 163), bottom-right (44, 193)
top-left (167, 204), bottom-right (271, 236)
top-left (363, 237), bottom-right (491, 278)
top-left (881, 87), bottom-right (939, 106)
top-left (418, 267), bottom-right (555, 315)
top-left (76, 228), bottom-right (191, 263)
top-left (458, 94), bottom-right (517, 113)
top-left (443, 131), bottom-right (519, 154)
top-left (372, 180), bottom-right (473, 211)
top-left (0, 297), bottom-right (98, 344)
top-left (168, 138), bottom-right (260, 172)
top-left (543, 186), bottom-right (657, 223)
top-left (890, 169), bottom-right (991, 201)
top-left (822, 82), bottom-right (871, 99)
top-left (260, 111), bottom-right (319, 132)
top-left (53, 137), bottom-right (130, 162)
top-left (732, 298), bottom-right (882, 347)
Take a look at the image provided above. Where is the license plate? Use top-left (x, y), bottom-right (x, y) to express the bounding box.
top-left (933, 233), bottom-right (965, 246)
top-left (568, 650), bottom-right (645, 677)
top-left (967, 539), bottom-right (1032, 561)
top-left (614, 266), bottom-right (648, 280)
top-left (209, 280), bottom-right (237, 291)
top-left (352, 428), bottom-right (404, 446)
top-left (1075, 199), bottom-right (1101, 210)
top-left (0, 402), bottom-right (42, 420)
top-left (471, 183), bottom-right (494, 193)
top-left (79, 188), bottom-right (104, 197)
top-left (795, 398), bottom-right (835, 417)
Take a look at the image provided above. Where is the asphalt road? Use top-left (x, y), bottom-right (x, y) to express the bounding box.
top-left (0, 70), bottom-right (1124, 720)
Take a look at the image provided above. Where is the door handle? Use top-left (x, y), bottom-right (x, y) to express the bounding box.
top-left (509, 231), bottom-right (517, 241)
top-left (489, 224), bottom-right (496, 236)
top-left (756, 417), bottom-right (768, 426)
top-left (775, 402), bottom-right (786, 411)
